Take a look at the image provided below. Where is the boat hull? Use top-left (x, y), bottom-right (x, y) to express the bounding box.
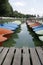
top-left (0, 28), bottom-right (14, 38)
top-left (32, 25), bottom-right (43, 29)
top-left (35, 30), bottom-right (43, 35)
top-left (33, 27), bottom-right (43, 31)
top-left (39, 36), bottom-right (43, 41)
top-left (0, 35), bottom-right (7, 46)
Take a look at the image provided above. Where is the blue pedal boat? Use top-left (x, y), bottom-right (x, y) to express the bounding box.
top-left (32, 25), bottom-right (43, 29)
top-left (33, 27), bottom-right (43, 35)
top-left (0, 25), bottom-right (16, 31)
top-left (33, 27), bottom-right (43, 32)
top-left (3, 23), bottom-right (19, 29)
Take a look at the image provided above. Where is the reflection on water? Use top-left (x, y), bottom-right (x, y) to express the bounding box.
top-left (14, 23), bottom-right (35, 48)
top-left (1, 22), bottom-right (43, 47)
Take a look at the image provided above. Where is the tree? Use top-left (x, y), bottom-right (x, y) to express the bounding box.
top-left (0, 0), bottom-right (13, 16)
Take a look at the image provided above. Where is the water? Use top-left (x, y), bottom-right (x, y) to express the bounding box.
top-left (14, 23), bottom-right (35, 48)
top-left (2, 22), bottom-right (43, 47)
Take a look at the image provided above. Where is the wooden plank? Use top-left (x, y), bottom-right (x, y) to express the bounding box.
top-left (36, 47), bottom-right (43, 65)
top-left (13, 48), bottom-right (21, 65)
top-left (0, 48), bottom-right (9, 65)
top-left (3, 47), bottom-right (15, 65)
top-left (0, 47), bottom-right (3, 53)
top-left (0, 47), bottom-right (43, 65)
top-left (30, 48), bottom-right (41, 65)
top-left (23, 47), bottom-right (30, 65)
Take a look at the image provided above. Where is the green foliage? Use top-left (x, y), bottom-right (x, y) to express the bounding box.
top-left (0, 0), bottom-right (13, 16)
top-left (13, 11), bottom-right (36, 18)
top-left (0, 0), bottom-right (8, 4)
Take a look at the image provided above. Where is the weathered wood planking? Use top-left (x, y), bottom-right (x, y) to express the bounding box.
top-left (30, 48), bottom-right (41, 65)
top-left (0, 48), bottom-right (9, 65)
top-left (0, 47), bottom-right (4, 53)
top-left (23, 47), bottom-right (30, 65)
top-left (36, 47), bottom-right (43, 65)
top-left (13, 48), bottom-right (21, 65)
top-left (3, 47), bottom-right (15, 65)
top-left (0, 47), bottom-right (43, 65)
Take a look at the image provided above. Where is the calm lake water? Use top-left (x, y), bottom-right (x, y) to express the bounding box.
top-left (2, 22), bottom-right (43, 48)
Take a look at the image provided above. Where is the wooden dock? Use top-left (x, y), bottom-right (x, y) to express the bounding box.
top-left (0, 47), bottom-right (43, 65)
